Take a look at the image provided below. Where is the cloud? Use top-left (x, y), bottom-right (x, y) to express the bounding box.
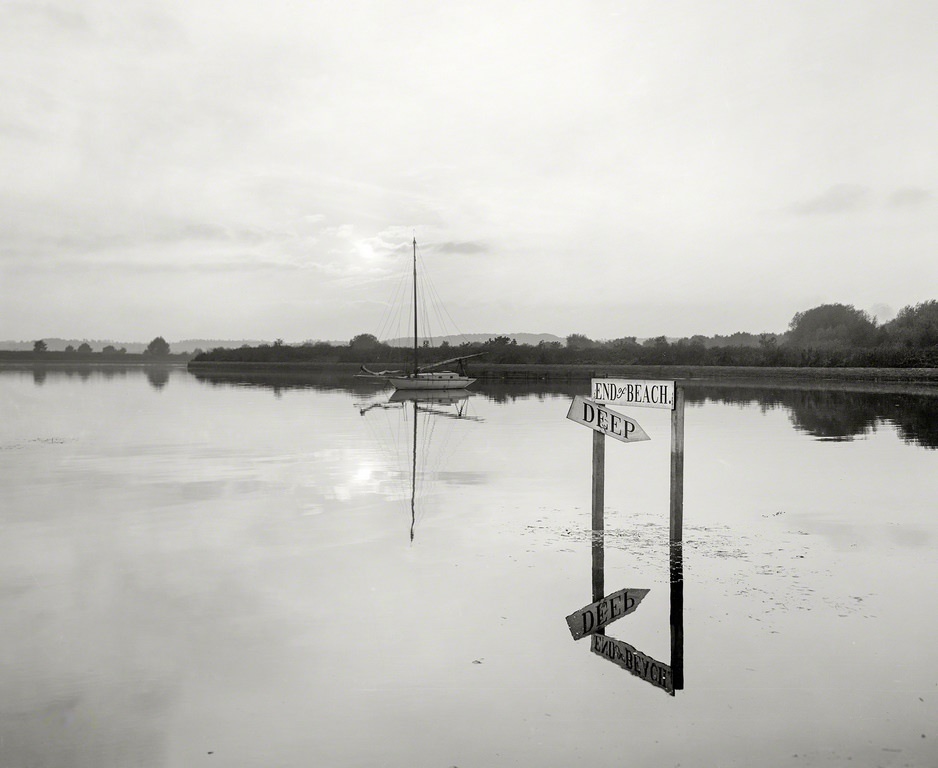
top-left (788, 185), bottom-right (870, 216)
top-left (0, 1), bottom-right (90, 34)
top-left (432, 241), bottom-right (488, 256)
top-left (887, 187), bottom-right (931, 208)
top-left (0, 193), bottom-right (300, 260)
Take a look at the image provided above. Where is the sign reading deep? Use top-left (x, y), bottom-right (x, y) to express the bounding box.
top-left (591, 379), bottom-right (676, 410)
top-left (565, 588), bottom-right (649, 640)
top-left (591, 634), bottom-right (675, 695)
top-left (566, 396), bottom-right (650, 443)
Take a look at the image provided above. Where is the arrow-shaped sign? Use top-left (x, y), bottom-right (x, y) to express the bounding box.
top-left (566, 396), bottom-right (650, 443)
top-left (565, 587), bottom-right (650, 640)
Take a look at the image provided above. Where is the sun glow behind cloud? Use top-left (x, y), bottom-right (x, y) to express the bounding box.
top-left (1, 0), bottom-right (936, 341)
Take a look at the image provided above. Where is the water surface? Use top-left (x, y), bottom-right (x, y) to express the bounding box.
top-left (2, 367), bottom-right (936, 767)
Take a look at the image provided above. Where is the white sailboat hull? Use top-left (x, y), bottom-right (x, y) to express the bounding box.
top-left (387, 373), bottom-right (476, 391)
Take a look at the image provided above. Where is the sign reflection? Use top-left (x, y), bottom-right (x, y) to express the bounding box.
top-left (568, 532), bottom-right (684, 696)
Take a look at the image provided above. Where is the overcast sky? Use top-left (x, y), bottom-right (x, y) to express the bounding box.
top-left (1, 0), bottom-right (935, 343)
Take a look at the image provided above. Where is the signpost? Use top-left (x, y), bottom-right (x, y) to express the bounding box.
top-left (565, 588), bottom-right (649, 640)
top-left (564, 376), bottom-right (687, 695)
top-left (590, 378), bottom-right (685, 544)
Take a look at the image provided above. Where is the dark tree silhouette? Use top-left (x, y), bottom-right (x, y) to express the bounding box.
top-left (146, 336), bottom-right (171, 356)
top-left (787, 304), bottom-right (878, 348)
top-left (33, 340), bottom-right (47, 353)
top-left (77, 342), bottom-right (93, 354)
top-left (885, 300), bottom-right (938, 348)
top-left (565, 333), bottom-right (595, 349)
top-left (350, 333), bottom-right (381, 350)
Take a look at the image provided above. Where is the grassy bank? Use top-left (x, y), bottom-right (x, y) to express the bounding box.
top-left (185, 359), bottom-right (938, 385)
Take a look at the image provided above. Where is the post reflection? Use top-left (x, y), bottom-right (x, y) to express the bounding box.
top-left (670, 543), bottom-right (684, 691)
top-left (575, 526), bottom-right (684, 695)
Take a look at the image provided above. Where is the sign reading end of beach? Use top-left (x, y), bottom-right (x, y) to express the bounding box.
top-left (591, 378), bottom-right (675, 410)
top-left (566, 396), bottom-right (650, 443)
top-left (565, 588), bottom-right (650, 640)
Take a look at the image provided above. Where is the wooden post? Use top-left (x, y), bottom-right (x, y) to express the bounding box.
top-left (591, 429), bottom-right (605, 605)
top-left (592, 429), bottom-right (605, 530)
top-left (669, 386), bottom-right (685, 543)
top-left (669, 386), bottom-right (685, 690)
top-left (591, 521), bottom-right (605, 609)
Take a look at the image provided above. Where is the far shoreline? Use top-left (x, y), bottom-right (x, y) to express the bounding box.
top-left (4, 354), bottom-right (937, 387)
top-left (187, 360), bottom-right (938, 385)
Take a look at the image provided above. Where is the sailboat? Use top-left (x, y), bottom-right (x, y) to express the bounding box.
top-left (360, 237), bottom-right (479, 391)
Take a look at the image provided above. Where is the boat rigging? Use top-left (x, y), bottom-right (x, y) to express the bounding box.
top-left (360, 236), bottom-right (479, 391)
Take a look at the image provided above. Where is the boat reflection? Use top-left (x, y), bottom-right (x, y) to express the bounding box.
top-left (359, 389), bottom-right (481, 541)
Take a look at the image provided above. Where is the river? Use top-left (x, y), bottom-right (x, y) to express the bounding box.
top-left (1, 366), bottom-right (936, 767)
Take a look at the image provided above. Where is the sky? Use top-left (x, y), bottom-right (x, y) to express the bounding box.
top-left (1, 0), bottom-right (936, 343)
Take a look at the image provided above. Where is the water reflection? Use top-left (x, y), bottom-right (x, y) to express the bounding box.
top-left (145, 367), bottom-right (170, 390)
top-left (358, 389), bottom-right (481, 541)
top-left (190, 367), bottom-right (388, 396)
top-left (188, 369), bottom-right (938, 447)
top-left (567, 524), bottom-right (685, 696)
top-left (9, 364), bottom-right (172, 384)
top-left (684, 382), bottom-right (938, 448)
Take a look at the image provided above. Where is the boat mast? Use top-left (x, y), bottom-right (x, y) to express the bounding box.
top-left (412, 236), bottom-right (418, 376)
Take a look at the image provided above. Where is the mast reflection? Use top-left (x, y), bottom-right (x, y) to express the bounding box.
top-left (359, 389), bottom-right (480, 541)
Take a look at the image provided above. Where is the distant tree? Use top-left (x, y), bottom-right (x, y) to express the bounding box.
top-left (102, 345), bottom-right (117, 354)
top-left (118, 347), bottom-right (127, 354)
top-left (565, 333), bottom-right (595, 350)
top-left (145, 336), bottom-right (171, 356)
top-left (787, 304), bottom-right (878, 348)
top-left (712, 331), bottom-right (762, 348)
top-left (642, 336), bottom-right (670, 349)
top-left (65, 344), bottom-right (75, 353)
top-left (33, 339), bottom-right (47, 353)
top-left (77, 342), bottom-right (93, 354)
top-left (885, 300), bottom-right (938, 348)
top-left (485, 335), bottom-right (516, 347)
top-left (350, 333), bottom-right (381, 350)
top-left (759, 333), bottom-right (778, 350)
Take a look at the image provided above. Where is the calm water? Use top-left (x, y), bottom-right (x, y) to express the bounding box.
top-left (2, 366), bottom-right (937, 767)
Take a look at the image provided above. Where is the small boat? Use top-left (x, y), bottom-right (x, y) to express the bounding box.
top-left (360, 237), bottom-right (479, 391)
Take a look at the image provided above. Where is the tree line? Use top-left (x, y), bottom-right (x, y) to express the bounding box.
top-left (30, 337), bottom-right (178, 357)
top-left (190, 301), bottom-right (938, 368)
